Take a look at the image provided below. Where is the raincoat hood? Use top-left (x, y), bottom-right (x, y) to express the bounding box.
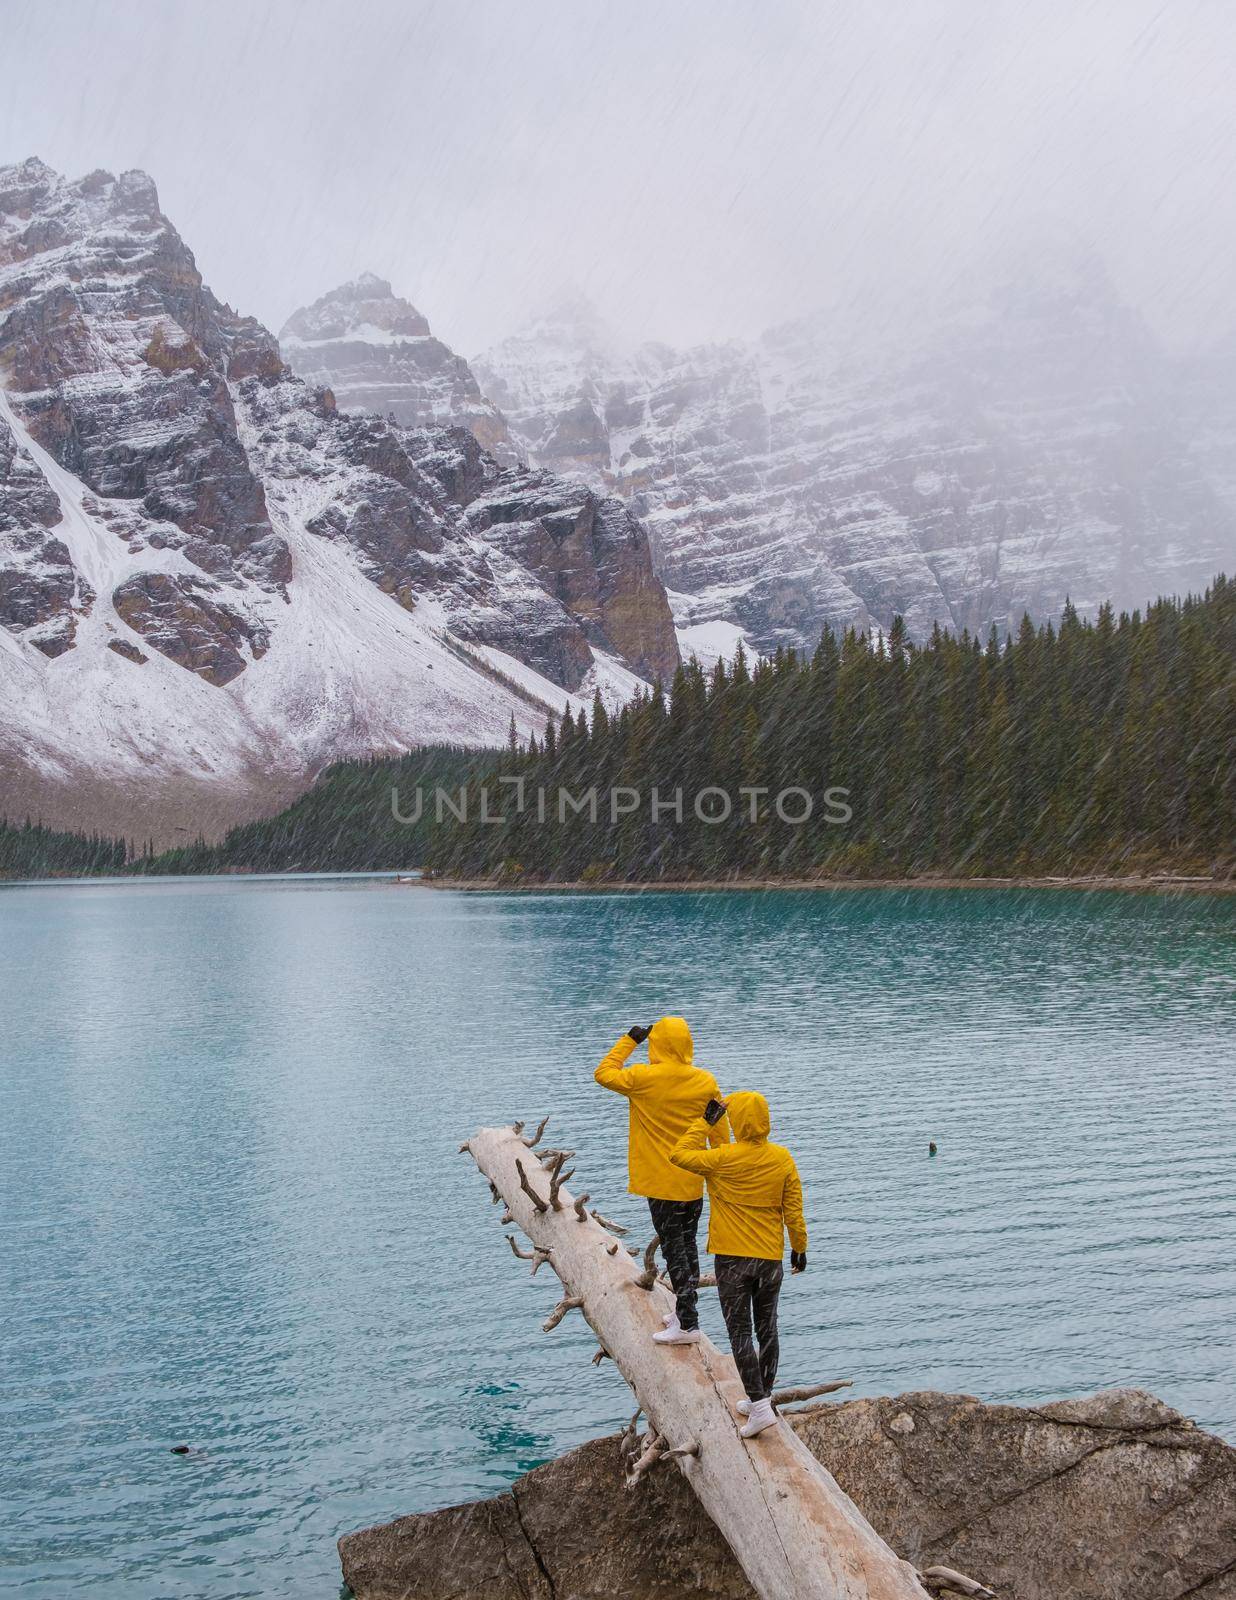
top-left (648, 1015), bottom-right (693, 1066)
top-left (595, 1022), bottom-right (723, 1203)
top-left (726, 1090), bottom-right (770, 1143)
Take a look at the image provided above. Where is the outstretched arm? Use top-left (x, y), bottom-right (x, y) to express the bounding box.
top-left (670, 1116), bottom-right (732, 1174)
top-left (595, 1030), bottom-right (645, 1095)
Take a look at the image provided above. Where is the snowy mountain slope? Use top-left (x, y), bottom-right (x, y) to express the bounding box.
top-left (476, 271), bottom-right (1236, 653)
top-left (0, 159), bottom-right (677, 844)
top-left (0, 376), bottom-right (612, 844)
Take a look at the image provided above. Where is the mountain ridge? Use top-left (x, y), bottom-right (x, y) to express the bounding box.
top-left (470, 276), bottom-right (1236, 653)
top-left (0, 158), bottom-right (677, 845)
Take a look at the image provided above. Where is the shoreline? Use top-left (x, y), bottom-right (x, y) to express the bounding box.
top-left (402, 872), bottom-right (1236, 895)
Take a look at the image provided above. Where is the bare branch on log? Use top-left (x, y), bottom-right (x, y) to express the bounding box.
top-left (779, 1400), bottom-right (855, 1420)
top-left (538, 1148), bottom-right (575, 1167)
top-left (663, 1440), bottom-right (700, 1460)
top-left (590, 1208), bottom-right (629, 1235)
top-left (507, 1235), bottom-right (553, 1276)
top-left (521, 1115), bottom-right (551, 1148)
top-left (488, 1180), bottom-right (501, 1205)
top-left (511, 1121), bottom-right (525, 1135)
top-left (500, 1207), bottom-right (513, 1225)
top-left (619, 1406), bottom-right (642, 1457)
top-left (626, 1428), bottom-right (664, 1487)
top-left (545, 1151), bottom-right (568, 1209)
top-left (659, 1268), bottom-right (716, 1290)
top-left (605, 1241), bottom-right (620, 1255)
top-left (515, 1157), bottom-right (549, 1213)
top-left (773, 1380), bottom-right (853, 1407)
top-left (573, 1192), bottom-right (592, 1219)
top-left (592, 1346), bottom-right (610, 1365)
top-left (634, 1236), bottom-right (660, 1290)
top-left (919, 1570), bottom-right (997, 1600)
top-left (458, 1140), bottom-right (472, 1155)
top-left (543, 1295), bottom-right (585, 1332)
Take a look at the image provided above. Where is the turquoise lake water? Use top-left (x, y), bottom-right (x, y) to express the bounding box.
top-left (1, 876), bottom-right (1234, 1597)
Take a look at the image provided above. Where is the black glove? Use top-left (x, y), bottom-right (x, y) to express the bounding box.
top-left (790, 1251), bottom-right (807, 1274)
top-left (626, 1024), bottom-right (652, 1044)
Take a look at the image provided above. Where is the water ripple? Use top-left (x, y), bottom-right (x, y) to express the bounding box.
top-left (0, 879), bottom-right (1233, 1597)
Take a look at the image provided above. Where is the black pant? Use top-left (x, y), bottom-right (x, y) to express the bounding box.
top-left (648, 1197), bottom-right (703, 1331)
top-left (715, 1254), bottom-right (784, 1401)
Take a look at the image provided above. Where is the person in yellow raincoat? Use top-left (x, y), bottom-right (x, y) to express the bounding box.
top-left (670, 1090), bottom-right (807, 1437)
top-left (595, 1017), bottom-right (728, 1345)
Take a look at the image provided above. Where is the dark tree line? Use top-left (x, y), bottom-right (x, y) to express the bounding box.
top-left (0, 819), bottom-right (127, 878)
top-left (1, 750), bottom-right (482, 878)
top-left (5, 578), bottom-right (1231, 881)
top-left (424, 577), bottom-right (1235, 882)
top-left (128, 747), bottom-right (488, 874)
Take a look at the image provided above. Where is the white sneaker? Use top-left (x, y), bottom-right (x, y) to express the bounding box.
top-left (662, 1311), bottom-right (680, 1330)
top-left (652, 1325), bottom-right (701, 1345)
top-left (740, 1398), bottom-right (778, 1437)
top-left (736, 1397), bottom-right (781, 1418)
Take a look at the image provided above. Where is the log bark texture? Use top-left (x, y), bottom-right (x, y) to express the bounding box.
top-left (465, 1123), bottom-right (930, 1600)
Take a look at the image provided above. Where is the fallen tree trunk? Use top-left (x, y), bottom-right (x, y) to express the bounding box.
top-left (463, 1122), bottom-right (930, 1600)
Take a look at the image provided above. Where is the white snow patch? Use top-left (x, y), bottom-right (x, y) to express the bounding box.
top-left (676, 619), bottom-right (755, 671)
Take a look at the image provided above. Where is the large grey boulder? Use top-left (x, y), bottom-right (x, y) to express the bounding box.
top-left (339, 1389), bottom-right (1236, 1600)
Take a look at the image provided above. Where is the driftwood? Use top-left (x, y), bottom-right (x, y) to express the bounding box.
top-left (919, 1569), bottom-right (997, 1599)
top-left (521, 1115), bottom-right (551, 1148)
top-left (634, 1235), bottom-right (661, 1289)
top-left (465, 1121), bottom-right (930, 1600)
top-left (515, 1158), bottom-right (549, 1213)
top-left (505, 1234), bottom-right (553, 1275)
top-left (625, 1427), bottom-right (665, 1487)
top-left (543, 1294), bottom-right (585, 1332)
top-left (546, 1153), bottom-right (573, 1209)
top-left (774, 1381), bottom-right (854, 1407)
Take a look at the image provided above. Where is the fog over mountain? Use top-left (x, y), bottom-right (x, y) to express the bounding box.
top-left (7, 0), bottom-right (1236, 359)
top-left (284, 257), bottom-right (1235, 659)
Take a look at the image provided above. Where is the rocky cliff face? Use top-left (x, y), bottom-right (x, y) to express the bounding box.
top-left (476, 275), bottom-right (1236, 655)
top-left (0, 160), bottom-right (676, 843)
top-left (281, 273), bottom-right (516, 461)
top-left (339, 1389), bottom-right (1236, 1600)
top-left (0, 407), bottom-right (79, 656)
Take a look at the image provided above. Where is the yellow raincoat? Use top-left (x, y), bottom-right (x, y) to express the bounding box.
top-left (594, 1016), bottom-right (728, 1201)
top-left (669, 1090), bottom-right (807, 1260)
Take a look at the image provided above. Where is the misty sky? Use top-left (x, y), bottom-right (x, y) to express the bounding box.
top-left (5, 0), bottom-right (1236, 358)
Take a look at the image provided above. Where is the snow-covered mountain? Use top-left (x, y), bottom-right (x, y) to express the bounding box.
top-left (475, 275), bottom-right (1236, 653)
top-left (280, 273), bottom-right (517, 463)
top-left (0, 159), bottom-right (677, 844)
